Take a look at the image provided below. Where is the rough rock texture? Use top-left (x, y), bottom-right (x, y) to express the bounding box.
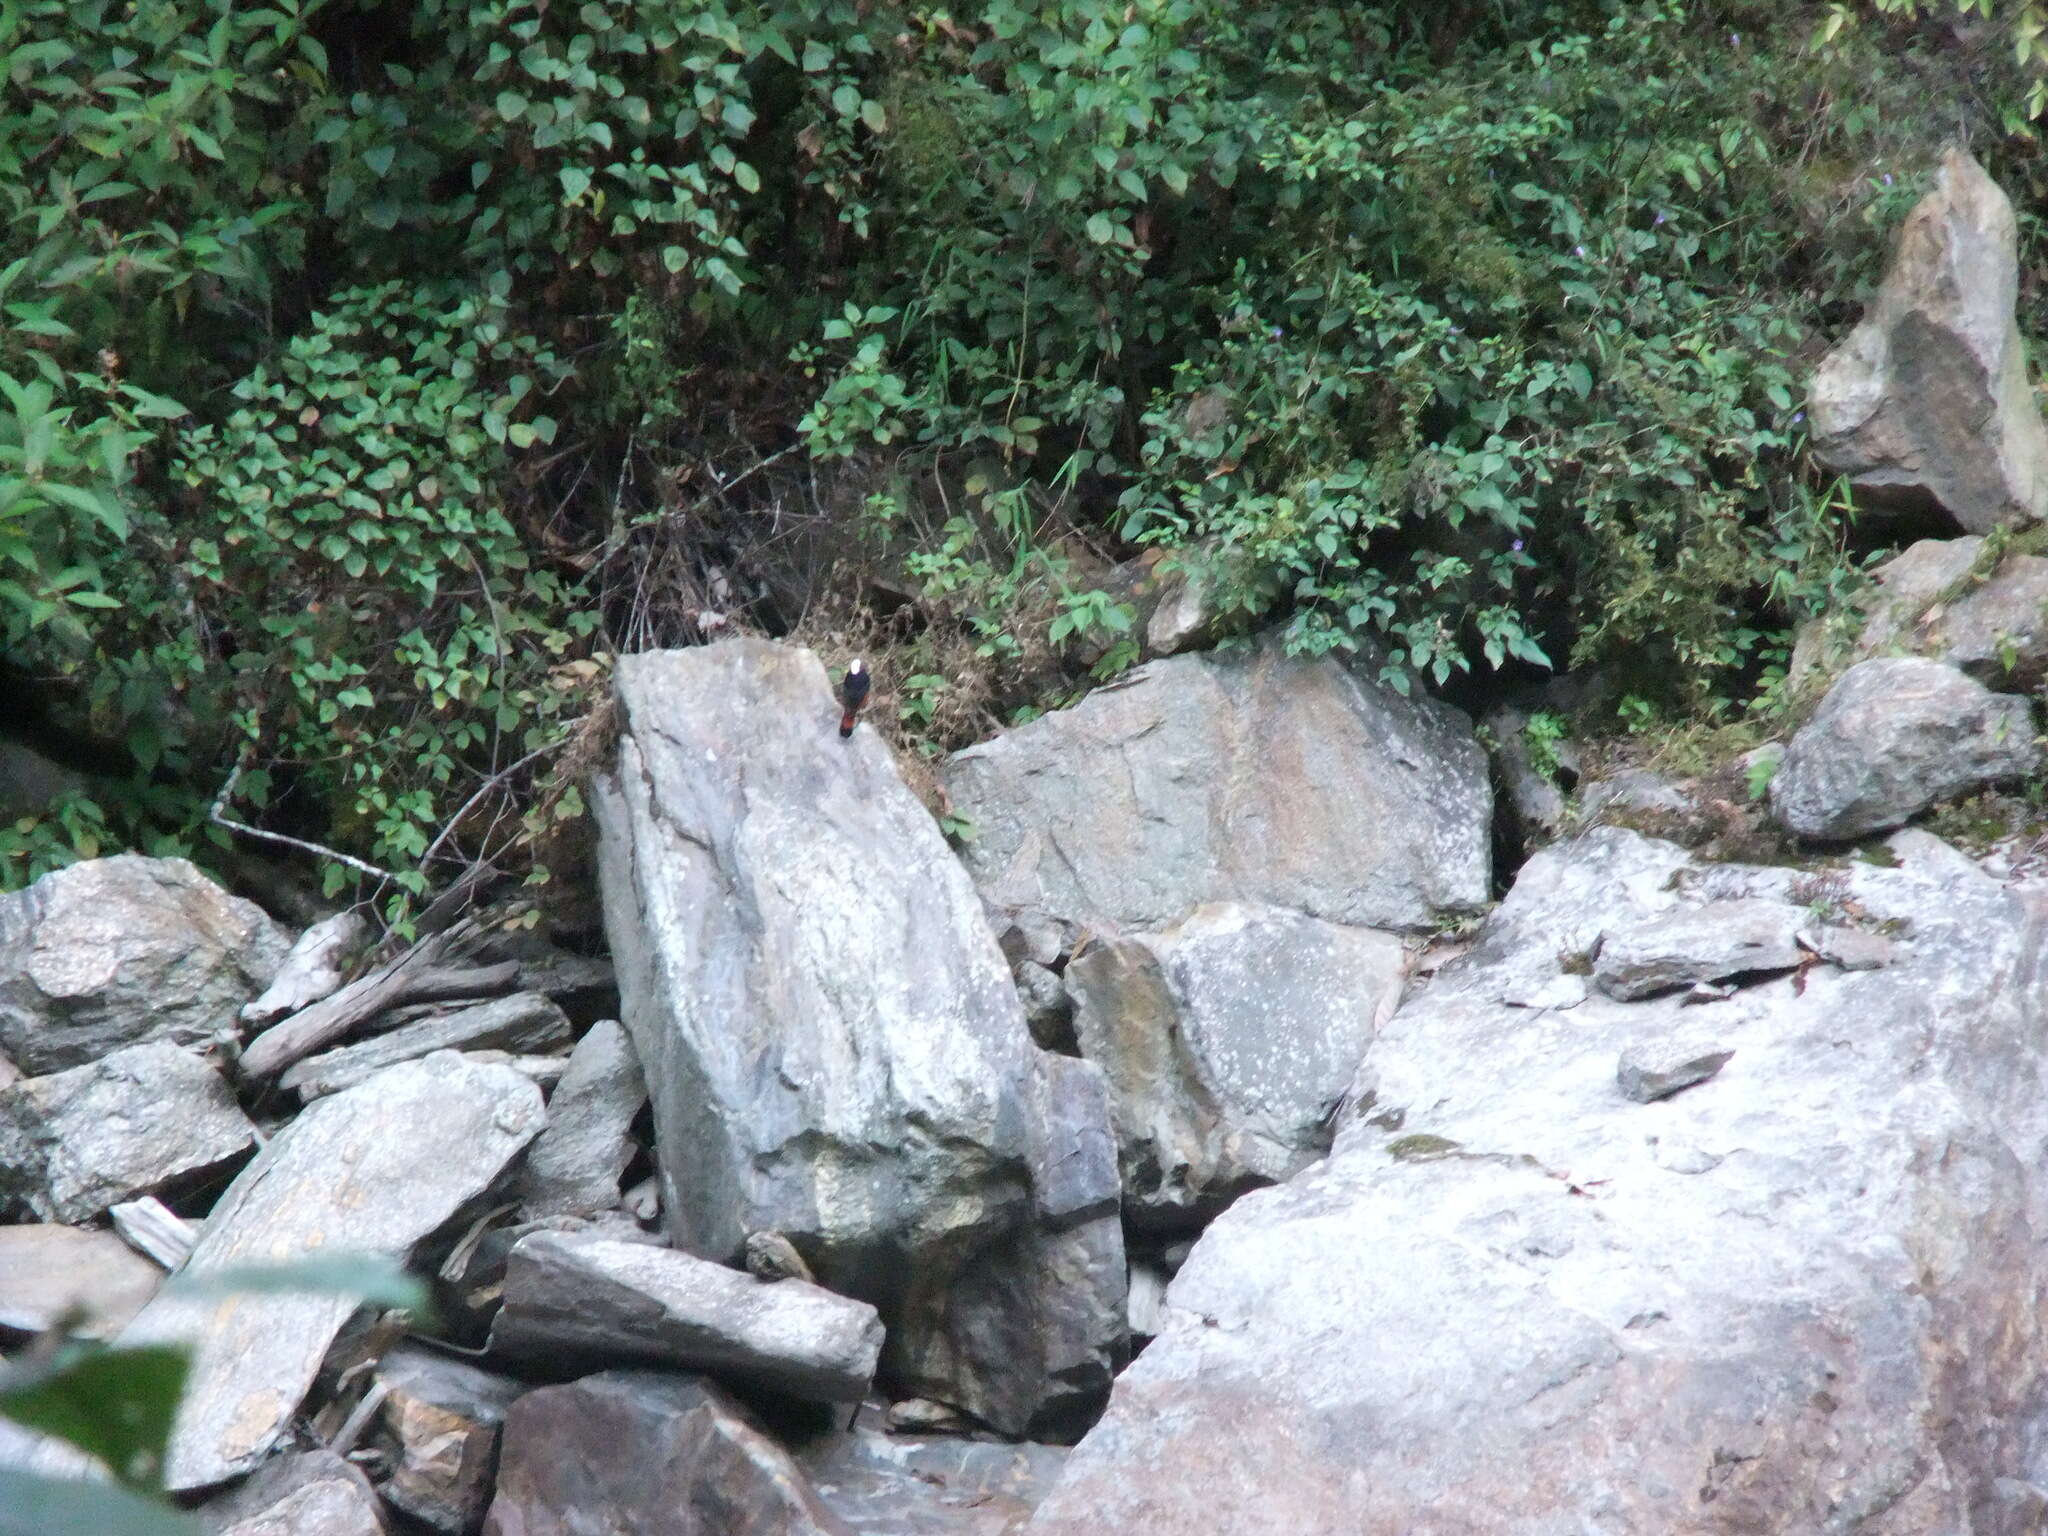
top-left (798, 1417), bottom-right (1069, 1535)
top-left (1789, 536), bottom-right (2048, 696)
top-left (279, 992), bottom-right (572, 1101)
top-left (944, 640), bottom-right (1489, 935)
top-left (1808, 148), bottom-right (2048, 533)
top-left (1770, 656), bottom-right (2038, 840)
top-left (1064, 902), bottom-right (1405, 1228)
top-left (201, 1449), bottom-right (389, 1536)
top-left (487, 1229), bottom-right (884, 1403)
top-left (517, 1018), bottom-right (646, 1218)
top-left (110, 1195), bottom-right (199, 1269)
top-left (123, 1052), bottom-right (544, 1492)
top-left (0, 1222), bottom-right (163, 1336)
top-left (373, 1344), bottom-right (527, 1533)
top-left (0, 855), bottom-right (290, 1075)
top-left (1030, 826), bottom-right (2048, 1534)
top-left (592, 640), bottom-right (1121, 1432)
top-left (1591, 898), bottom-right (1808, 1001)
top-left (0, 1040), bottom-right (256, 1221)
top-left (482, 1371), bottom-right (847, 1536)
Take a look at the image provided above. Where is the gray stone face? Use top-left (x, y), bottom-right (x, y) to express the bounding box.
top-left (592, 639), bottom-right (1120, 1432)
top-left (200, 1449), bottom-right (388, 1536)
top-left (797, 1416), bottom-right (1070, 1536)
top-left (486, 1229), bottom-right (884, 1404)
top-left (944, 639), bottom-right (1489, 935)
top-left (1064, 903), bottom-right (1405, 1228)
top-left (0, 1223), bottom-right (163, 1336)
top-left (1770, 656), bottom-right (2039, 841)
top-left (279, 992), bottom-right (572, 1101)
top-left (1791, 536), bottom-right (2048, 696)
top-left (372, 1344), bottom-right (526, 1533)
top-left (1592, 898), bottom-right (1808, 1001)
top-left (241, 912), bottom-right (369, 1030)
top-left (122, 1053), bottom-right (544, 1493)
top-left (0, 855), bottom-right (290, 1075)
top-left (517, 1018), bottom-right (646, 1219)
top-left (1809, 148), bottom-right (2048, 533)
top-left (481, 1371), bottom-right (847, 1536)
top-left (0, 1040), bottom-right (256, 1222)
top-left (1028, 827), bottom-right (2048, 1534)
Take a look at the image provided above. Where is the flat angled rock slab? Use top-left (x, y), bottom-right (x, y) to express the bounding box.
top-left (1592, 898), bottom-right (1808, 1002)
top-left (1770, 656), bottom-right (2039, 841)
top-left (517, 1018), bottom-right (645, 1218)
top-left (0, 1040), bottom-right (255, 1222)
top-left (944, 639), bottom-right (1489, 934)
top-left (487, 1229), bottom-right (882, 1403)
top-left (122, 1052), bottom-right (544, 1492)
top-left (0, 1222), bottom-right (163, 1336)
top-left (280, 992), bottom-right (571, 1101)
top-left (481, 1370), bottom-right (849, 1536)
top-left (593, 639), bottom-right (1118, 1432)
top-left (1027, 827), bottom-right (2048, 1534)
top-left (0, 855), bottom-right (290, 1075)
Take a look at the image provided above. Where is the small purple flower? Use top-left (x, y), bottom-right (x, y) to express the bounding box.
top-left (1510, 539), bottom-right (1524, 553)
top-left (1883, 173), bottom-right (1893, 186)
top-left (1792, 411), bottom-right (1805, 424)
top-left (1730, 32), bottom-right (1740, 44)
top-left (1654, 211), bottom-right (1666, 225)
top-left (1574, 245), bottom-right (1586, 258)
top-left (1269, 326), bottom-right (1283, 339)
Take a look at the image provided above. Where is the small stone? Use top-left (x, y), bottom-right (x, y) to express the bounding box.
top-left (373, 1343), bottom-right (526, 1533)
top-left (885, 1397), bottom-right (971, 1435)
top-left (1594, 899), bottom-right (1808, 1001)
top-left (109, 1196), bottom-right (199, 1270)
top-left (1618, 1039), bottom-right (1734, 1104)
top-left (1798, 925), bottom-right (1896, 972)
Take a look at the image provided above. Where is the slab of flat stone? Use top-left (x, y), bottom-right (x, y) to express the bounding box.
top-left (482, 1371), bottom-right (846, 1536)
top-left (280, 993), bottom-right (571, 1101)
top-left (0, 1223), bottom-right (163, 1337)
top-left (799, 1420), bottom-right (1069, 1536)
top-left (517, 1018), bottom-right (645, 1219)
top-left (373, 1344), bottom-right (526, 1533)
top-left (121, 1052), bottom-right (544, 1492)
top-left (0, 1040), bottom-right (255, 1222)
top-left (1594, 899), bottom-right (1808, 1001)
top-left (110, 1196), bottom-right (199, 1270)
top-left (487, 1229), bottom-right (883, 1403)
top-left (1617, 1037), bottom-right (1736, 1103)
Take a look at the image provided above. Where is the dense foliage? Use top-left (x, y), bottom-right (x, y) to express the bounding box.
top-left (1, 0), bottom-right (2039, 906)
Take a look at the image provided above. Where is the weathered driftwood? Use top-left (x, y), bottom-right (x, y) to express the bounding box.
top-left (240, 911), bottom-right (372, 1029)
top-left (109, 1196), bottom-right (198, 1271)
top-left (119, 1053), bottom-right (545, 1492)
top-left (239, 916), bottom-right (520, 1080)
top-left (278, 992), bottom-right (570, 1101)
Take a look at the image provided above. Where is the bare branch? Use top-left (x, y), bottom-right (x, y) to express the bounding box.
top-left (210, 763), bottom-right (400, 885)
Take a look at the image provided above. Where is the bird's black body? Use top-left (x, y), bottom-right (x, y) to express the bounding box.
top-left (838, 659), bottom-right (870, 739)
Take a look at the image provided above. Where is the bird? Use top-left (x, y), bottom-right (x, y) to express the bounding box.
top-left (744, 1230), bottom-right (815, 1284)
top-left (838, 658), bottom-right (870, 739)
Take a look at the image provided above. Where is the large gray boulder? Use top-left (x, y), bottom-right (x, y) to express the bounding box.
top-left (592, 640), bottom-right (1122, 1434)
top-left (482, 1371), bottom-right (846, 1536)
top-left (1809, 148), bottom-right (2048, 533)
top-left (1029, 827), bottom-right (2048, 1534)
top-left (1770, 656), bottom-right (2038, 841)
top-left (0, 856), bottom-right (290, 1075)
top-left (944, 640), bottom-right (1488, 936)
top-left (1064, 903), bottom-right (1405, 1229)
top-left (122, 1052), bottom-right (544, 1492)
top-left (0, 1040), bottom-right (256, 1221)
